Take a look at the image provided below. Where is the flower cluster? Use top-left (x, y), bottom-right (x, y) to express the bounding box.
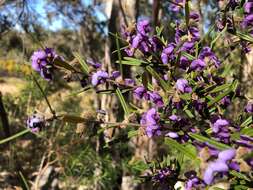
top-left (28, 1), bottom-right (253, 189)
top-left (204, 149), bottom-right (236, 185)
top-left (31, 48), bottom-right (58, 80)
top-left (26, 114), bottom-right (45, 132)
top-left (140, 108), bottom-right (161, 138)
top-left (242, 1), bottom-right (253, 35)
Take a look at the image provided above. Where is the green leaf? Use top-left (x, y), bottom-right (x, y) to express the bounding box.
top-left (146, 66), bottom-right (171, 91)
top-left (180, 93), bottom-right (191, 101)
top-left (164, 138), bottom-right (197, 160)
top-left (213, 188), bottom-right (225, 190)
top-left (207, 89), bottom-right (231, 107)
top-left (116, 88), bottom-right (130, 116)
top-left (209, 83), bottom-right (231, 93)
top-left (19, 171), bottom-right (30, 190)
top-left (241, 127), bottom-right (253, 136)
top-left (211, 24), bottom-right (227, 49)
top-left (0, 129), bottom-right (30, 145)
top-left (156, 26), bottom-right (164, 36)
top-left (230, 170), bottom-right (251, 181)
top-left (115, 33), bottom-right (123, 76)
top-left (117, 57), bottom-right (148, 66)
top-left (129, 160), bottom-right (149, 172)
top-left (181, 51), bottom-right (195, 61)
top-left (53, 57), bottom-right (77, 72)
top-left (185, 109), bottom-right (194, 118)
top-left (240, 116), bottom-right (252, 128)
top-left (236, 31), bottom-right (253, 43)
top-left (128, 130), bottom-right (139, 138)
top-left (207, 80), bottom-right (238, 107)
top-left (73, 52), bottom-right (89, 74)
top-left (189, 133), bottom-right (231, 150)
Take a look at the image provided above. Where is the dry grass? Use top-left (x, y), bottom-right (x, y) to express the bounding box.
top-left (0, 77), bottom-right (27, 95)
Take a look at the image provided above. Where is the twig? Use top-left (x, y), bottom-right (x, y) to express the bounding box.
top-left (31, 74), bottom-right (56, 117)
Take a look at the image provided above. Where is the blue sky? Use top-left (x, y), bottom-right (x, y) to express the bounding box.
top-left (32, 0), bottom-right (106, 31)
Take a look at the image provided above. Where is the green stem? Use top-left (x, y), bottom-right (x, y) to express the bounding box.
top-left (0, 129), bottom-right (30, 145)
top-left (32, 74), bottom-right (55, 116)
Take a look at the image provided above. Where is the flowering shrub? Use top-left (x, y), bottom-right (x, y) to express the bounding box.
top-left (25, 0), bottom-right (253, 189)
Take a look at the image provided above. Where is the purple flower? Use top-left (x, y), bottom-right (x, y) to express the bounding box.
top-left (149, 36), bottom-right (163, 52)
top-left (184, 171), bottom-right (203, 190)
top-left (235, 135), bottom-right (253, 149)
top-left (133, 86), bottom-right (149, 100)
top-left (141, 108), bottom-right (161, 137)
top-left (180, 41), bottom-right (195, 52)
top-left (212, 119), bottom-right (229, 133)
top-left (165, 132), bottom-right (179, 138)
top-left (179, 56), bottom-right (191, 69)
top-left (218, 149), bottom-right (236, 162)
top-left (229, 161), bottom-right (240, 171)
top-left (124, 47), bottom-right (134, 56)
top-left (111, 70), bottom-right (121, 79)
top-left (27, 114), bottom-right (45, 132)
top-left (211, 118), bottom-right (231, 143)
top-left (169, 114), bottom-right (180, 121)
top-left (245, 102), bottom-right (253, 113)
top-left (31, 48), bottom-right (57, 80)
top-left (148, 91), bottom-right (164, 108)
top-left (242, 14), bottom-right (253, 28)
top-left (189, 26), bottom-right (200, 41)
top-left (161, 43), bottom-right (175, 64)
top-left (124, 78), bottom-right (135, 86)
top-left (221, 96), bottom-right (231, 107)
top-left (199, 47), bottom-right (220, 67)
top-left (137, 19), bottom-right (151, 36)
top-left (203, 160), bottom-right (229, 185)
top-left (203, 148), bottom-right (236, 185)
top-left (241, 135), bottom-right (253, 142)
top-left (189, 12), bottom-right (199, 22)
top-left (87, 59), bottom-right (101, 69)
top-left (190, 59), bottom-right (206, 71)
top-left (244, 2), bottom-right (253, 14)
top-left (31, 50), bottom-right (47, 71)
top-left (175, 78), bottom-right (192, 93)
top-left (152, 167), bottom-right (173, 183)
top-left (169, 0), bottom-right (184, 13)
top-left (91, 70), bottom-right (109, 86)
top-left (132, 33), bottom-right (143, 49)
top-left (193, 99), bottom-right (207, 113)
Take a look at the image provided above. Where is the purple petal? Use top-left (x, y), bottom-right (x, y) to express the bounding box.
top-left (218, 149), bottom-right (236, 162)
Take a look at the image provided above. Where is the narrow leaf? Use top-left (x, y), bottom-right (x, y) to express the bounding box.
top-left (116, 88), bottom-right (130, 116)
top-left (165, 138), bottom-right (197, 160)
top-left (146, 66), bottom-right (170, 91)
top-left (181, 51), bottom-right (195, 61)
top-left (236, 31), bottom-right (253, 43)
top-left (73, 52), bottom-right (89, 74)
top-left (115, 33), bottom-right (123, 76)
top-left (211, 24), bottom-right (227, 49)
top-left (0, 129), bottom-right (30, 145)
top-left (240, 116), bottom-right (252, 128)
top-left (128, 130), bottom-right (139, 138)
top-left (230, 170), bottom-right (251, 181)
top-left (189, 133), bottom-right (231, 150)
top-left (53, 57), bottom-right (77, 72)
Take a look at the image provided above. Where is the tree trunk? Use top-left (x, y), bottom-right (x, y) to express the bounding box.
top-left (0, 92), bottom-right (10, 138)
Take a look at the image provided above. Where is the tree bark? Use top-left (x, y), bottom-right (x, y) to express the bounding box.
top-left (0, 92), bottom-right (10, 138)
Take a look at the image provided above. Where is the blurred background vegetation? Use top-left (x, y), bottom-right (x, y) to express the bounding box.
top-left (0, 0), bottom-right (252, 189)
